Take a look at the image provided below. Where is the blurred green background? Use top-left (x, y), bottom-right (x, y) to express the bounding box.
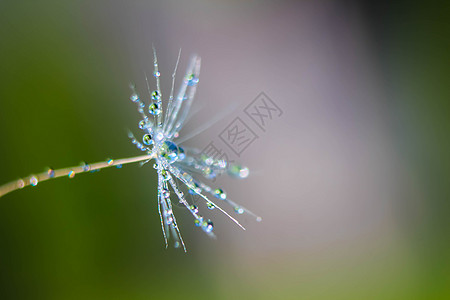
top-left (0, 0), bottom-right (449, 299)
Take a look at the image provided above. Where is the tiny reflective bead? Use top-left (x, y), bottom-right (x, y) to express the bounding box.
top-left (47, 168), bottom-right (55, 178)
top-left (68, 171), bottom-right (75, 178)
top-left (149, 103), bottom-right (161, 115)
top-left (207, 202), bottom-right (215, 210)
top-left (190, 205), bottom-right (199, 214)
top-left (17, 179), bottom-right (25, 189)
top-left (234, 206), bottom-right (244, 214)
top-left (143, 134), bottom-right (153, 145)
top-left (107, 159), bottom-right (114, 165)
top-left (130, 94), bottom-right (139, 102)
top-left (202, 219), bottom-right (214, 233)
top-left (194, 216), bottom-right (203, 227)
top-left (161, 169), bottom-right (170, 181)
top-left (30, 176), bottom-right (38, 186)
top-left (81, 162), bottom-right (90, 172)
top-left (153, 71), bottom-right (160, 77)
top-left (139, 120), bottom-right (146, 129)
top-left (214, 188), bottom-right (226, 200)
top-left (186, 73), bottom-right (199, 86)
top-left (151, 90), bottom-right (160, 101)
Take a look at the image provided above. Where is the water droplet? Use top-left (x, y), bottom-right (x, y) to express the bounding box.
top-left (186, 74), bottom-right (199, 86)
top-left (188, 182), bottom-right (201, 194)
top-left (47, 168), bottom-right (55, 178)
top-left (256, 217), bottom-right (262, 222)
top-left (107, 159), bottom-right (114, 165)
top-left (234, 206), bottom-right (244, 214)
top-left (161, 141), bottom-right (182, 164)
top-left (17, 179), bottom-right (25, 189)
top-left (161, 169), bottom-right (171, 181)
top-left (207, 202), bottom-right (215, 210)
top-left (190, 205), bottom-right (199, 214)
top-left (30, 176), bottom-right (38, 186)
top-left (194, 216), bottom-right (203, 227)
top-left (149, 103), bottom-right (161, 115)
top-left (228, 164), bottom-right (249, 178)
top-left (130, 93), bottom-right (139, 103)
top-left (81, 162), bottom-right (90, 172)
top-left (142, 133), bottom-right (153, 145)
top-left (214, 188), bottom-right (226, 200)
top-left (153, 71), bottom-right (161, 78)
top-left (151, 90), bottom-right (160, 101)
top-left (68, 171), bottom-right (75, 178)
top-left (174, 241), bottom-right (180, 248)
top-left (116, 164), bottom-right (122, 169)
top-left (202, 219), bottom-right (214, 233)
top-left (139, 120), bottom-right (146, 129)
top-left (162, 189), bottom-right (170, 199)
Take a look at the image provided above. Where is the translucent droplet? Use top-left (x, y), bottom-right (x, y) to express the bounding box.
top-left (161, 141), bottom-right (181, 164)
top-left (81, 162), bottom-right (90, 172)
top-left (234, 206), bottom-right (244, 214)
top-left (68, 170), bottom-right (75, 178)
top-left (139, 120), bottom-right (146, 129)
top-left (161, 169), bottom-right (171, 181)
top-left (256, 217), bottom-right (262, 222)
top-left (153, 71), bottom-right (160, 78)
top-left (228, 164), bottom-right (249, 178)
top-left (214, 188), bottom-right (226, 200)
top-left (162, 189), bottom-right (170, 199)
top-left (174, 241), bottom-right (180, 248)
top-left (130, 93), bottom-right (139, 102)
top-left (202, 219), bottom-right (214, 233)
top-left (194, 216), bottom-right (203, 227)
top-left (151, 90), bottom-right (160, 101)
top-left (17, 179), bottom-right (25, 189)
top-left (143, 133), bottom-right (153, 145)
top-left (30, 176), bottom-right (38, 186)
top-left (47, 168), bottom-right (55, 178)
top-left (186, 74), bottom-right (199, 86)
top-left (188, 182), bottom-right (201, 194)
top-left (149, 103), bottom-right (161, 115)
top-left (207, 202), bottom-right (215, 210)
top-left (190, 205), bottom-right (199, 214)
top-left (107, 159), bottom-right (114, 165)
top-left (116, 164), bottom-right (122, 169)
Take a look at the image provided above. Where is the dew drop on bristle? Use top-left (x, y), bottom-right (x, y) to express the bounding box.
top-left (186, 74), bottom-right (199, 86)
top-left (207, 202), bottom-right (215, 210)
top-left (139, 120), bottom-right (146, 129)
top-left (47, 168), bottom-right (55, 178)
top-left (17, 179), bottom-right (25, 189)
top-left (234, 206), bottom-right (244, 214)
top-left (228, 164), bottom-right (249, 178)
top-left (143, 134), bottom-right (153, 145)
top-left (202, 219), bottom-right (214, 233)
top-left (153, 71), bottom-right (160, 78)
top-left (68, 171), bottom-right (75, 178)
top-left (214, 188), bottom-right (226, 200)
top-left (149, 103), bottom-right (161, 115)
top-left (30, 176), bottom-right (38, 186)
top-left (151, 90), bottom-right (160, 101)
top-left (190, 205), bottom-right (199, 214)
top-left (130, 94), bottom-right (139, 103)
top-left (107, 159), bottom-right (114, 165)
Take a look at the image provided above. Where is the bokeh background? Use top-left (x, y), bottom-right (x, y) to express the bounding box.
top-left (1, 0), bottom-right (449, 299)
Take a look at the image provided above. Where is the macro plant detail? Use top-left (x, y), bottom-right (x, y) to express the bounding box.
top-left (0, 49), bottom-right (261, 252)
